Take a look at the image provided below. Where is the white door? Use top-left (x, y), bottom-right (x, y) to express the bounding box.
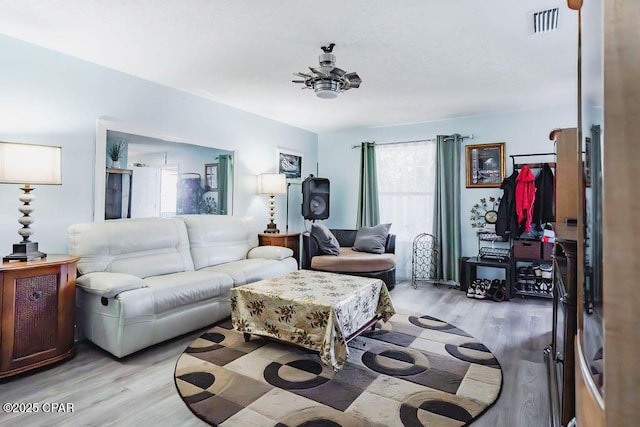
top-left (131, 167), bottom-right (161, 217)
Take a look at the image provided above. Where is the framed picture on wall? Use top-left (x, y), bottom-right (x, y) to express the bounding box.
top-left (277, 148), bottom-right (303, 181)
top-left (204, 163), bottom-right (218, 191)
top-left (465, 142), bottom-right (506, 188)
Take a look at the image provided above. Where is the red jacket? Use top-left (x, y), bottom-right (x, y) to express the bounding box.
top-left (516, 166), bottom-right (536, 232)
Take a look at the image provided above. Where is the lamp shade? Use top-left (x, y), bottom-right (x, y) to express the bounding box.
top-left (0, 142), bottom-right (62, 185)
top-left (258, 173), bottom-right (286, 195)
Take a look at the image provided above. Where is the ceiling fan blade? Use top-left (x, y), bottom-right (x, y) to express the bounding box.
top-left (294, 72), bottom-right (311, 78)
top-left (344, 72), bottom-right (362, 88)
top-left (330, 67), bottom-right (345, 77)
top-left (292, 80), bottom-right (306, 83)
top-left (309, 66), bottom-right (325, 76)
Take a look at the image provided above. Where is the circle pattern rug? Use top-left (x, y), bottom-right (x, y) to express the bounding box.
top-left (174, 312), bottom-right (502, 426)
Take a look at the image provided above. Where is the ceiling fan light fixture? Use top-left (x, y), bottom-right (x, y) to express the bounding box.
top-left (292, 43), bottom-right (361, 99)
top-left (314, 80), bottom-right (340, 98)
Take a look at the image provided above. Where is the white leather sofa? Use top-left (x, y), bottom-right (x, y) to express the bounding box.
top-left (67, 215), bottom-right (297, 358)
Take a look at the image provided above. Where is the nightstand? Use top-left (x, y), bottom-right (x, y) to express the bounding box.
top-left (0, 254), bottom-right (79, 378)
top-left (258, 232), bottom-right (301, 267)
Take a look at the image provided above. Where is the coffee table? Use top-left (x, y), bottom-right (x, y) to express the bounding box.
top-left (230, 270), bottom-right (395, 370)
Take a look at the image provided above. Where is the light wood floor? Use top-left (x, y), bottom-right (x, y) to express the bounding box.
top-left (0, 282), bottom-right (552, 427)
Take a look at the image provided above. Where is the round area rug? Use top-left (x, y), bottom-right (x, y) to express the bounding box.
top-left (174, 313), bottom-right (502, 427)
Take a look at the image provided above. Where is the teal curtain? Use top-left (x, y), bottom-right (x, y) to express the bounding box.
top-left (217, 154), bottom-right (232, 215)
top-left (356, 141), bottom-right (380, 227)
top-left (433, 134), bottom-right (462, 282)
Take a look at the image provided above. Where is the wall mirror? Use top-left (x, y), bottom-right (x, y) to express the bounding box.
top-left (95, 119), bottom-right (236, 221)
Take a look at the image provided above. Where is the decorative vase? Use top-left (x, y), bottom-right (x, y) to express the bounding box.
top-left (111, 159), bottom-right (121, 169)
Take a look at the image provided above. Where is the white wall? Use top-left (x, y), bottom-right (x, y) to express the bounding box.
top-left (0, 34), bottom-right (317, 254)
top-left (318, 106), bottom-right (576, 258)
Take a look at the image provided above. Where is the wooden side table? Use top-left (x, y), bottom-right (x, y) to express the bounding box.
top-left (0, 254), bottom-right (79, 378)
top-left (258, 232), bottom-right (301, 267)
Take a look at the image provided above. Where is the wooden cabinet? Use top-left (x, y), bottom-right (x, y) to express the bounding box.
top-left (0, 255), bottom-right (79, 378)
top-left (258, 232), bottom-right (300, 267)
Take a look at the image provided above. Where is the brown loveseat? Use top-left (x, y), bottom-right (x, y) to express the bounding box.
top-left (301, 229), bottom-right (396, 290)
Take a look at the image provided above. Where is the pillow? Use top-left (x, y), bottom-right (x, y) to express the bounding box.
top-left (310, 223), bottom-right (340, 256)
top-left (352, 223), bottom-right (391, 254)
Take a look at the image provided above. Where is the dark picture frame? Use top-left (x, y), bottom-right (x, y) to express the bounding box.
top-left (465, 142), bottom-right (506, 188)
top-left (277, 148), bottom-right (303, 181)
top-left (204, 163), bottom-right (218, 191)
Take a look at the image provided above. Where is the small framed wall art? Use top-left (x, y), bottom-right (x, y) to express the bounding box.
top-left (277, 148), bottom-right (303, 181)
top-left (465, 142), bottom-right (506, 188)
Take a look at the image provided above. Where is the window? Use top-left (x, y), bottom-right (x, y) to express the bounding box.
top-left (376, 141), bottom-right (437, 279)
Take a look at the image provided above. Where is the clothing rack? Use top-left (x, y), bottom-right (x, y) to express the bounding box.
top-left (510, 152), bottom-right (556, 170)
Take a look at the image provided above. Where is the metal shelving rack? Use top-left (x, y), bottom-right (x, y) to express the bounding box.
top-left (477, 232), bottom-right (510, 260)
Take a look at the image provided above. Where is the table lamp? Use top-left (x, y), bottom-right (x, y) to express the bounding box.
top-left (0, 142), bottom-right (62, 262)
top-left (258, 173), bottom-right (286, 233)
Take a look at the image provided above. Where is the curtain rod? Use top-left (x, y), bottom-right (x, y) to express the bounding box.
top-left (351, 134), bottom-right (474, 149)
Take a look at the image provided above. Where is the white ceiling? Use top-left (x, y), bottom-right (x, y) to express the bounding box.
top-left (0, 0), bottom-right (597, 133)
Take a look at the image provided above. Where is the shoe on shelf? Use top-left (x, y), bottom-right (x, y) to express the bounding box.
top-left (492, 281), bottom-right (506, 302)
top-left (533, 265), bottom-right (542, 277)
top-left (475, 279), bottom-right (490, 299)
top-left (467, 281), bottom-right (477, 298)
top-left (486, 279), bottom-right (501, 300)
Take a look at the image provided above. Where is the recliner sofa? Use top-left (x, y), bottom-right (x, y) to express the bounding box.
top-left (67, 215), bottom-right (297, 358)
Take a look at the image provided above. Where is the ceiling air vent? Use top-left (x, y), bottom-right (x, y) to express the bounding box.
top-left (533, 8), bottom-right (559, 34)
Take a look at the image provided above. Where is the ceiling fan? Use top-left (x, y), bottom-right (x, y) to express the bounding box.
top-left (292, 43), bottom-right (362, 99)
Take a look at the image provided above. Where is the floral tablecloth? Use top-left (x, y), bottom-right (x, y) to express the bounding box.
top-left (230, 270), bottom-right (395, 370)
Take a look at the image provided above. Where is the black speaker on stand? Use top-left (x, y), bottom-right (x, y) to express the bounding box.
top-left (302, 175), bottom-right (330, 220)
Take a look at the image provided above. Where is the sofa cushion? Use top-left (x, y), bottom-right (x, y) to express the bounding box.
top-left (76, 272), bottom-right (147, 298)
top-left (143, 271), bottom-right (234, 314)
top-left (180, 215), bottom-right (260, 270)
top-left (311, 247), bottom-right (396, 273)
top-left (200, 258), bottom-right (298, 286)
top-left (310, 223), bottom-right (340, 255)
top-left (352, 223), bottom-right (392, 254)
top-left (68, 217), bottom-right (195, 277)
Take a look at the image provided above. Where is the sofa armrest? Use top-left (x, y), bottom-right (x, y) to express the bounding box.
top-left (76, 272), bottom-right (147, 298)
top-left (247, 245), bottom-right (293, 260)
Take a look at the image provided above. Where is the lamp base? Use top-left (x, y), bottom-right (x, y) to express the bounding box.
top-left (3, 242), bottom-right (47, 262)
top-left (264, 223), bottom-right (280, 234)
